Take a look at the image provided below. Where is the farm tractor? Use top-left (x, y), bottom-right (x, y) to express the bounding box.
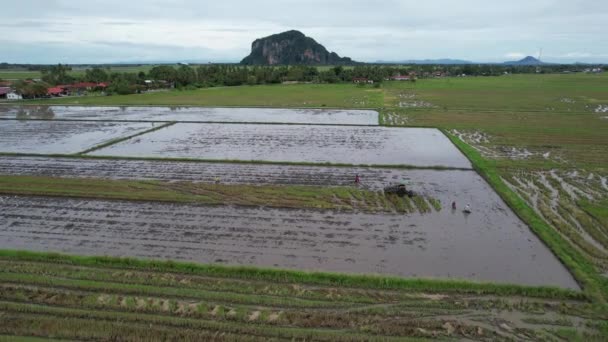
top-left (384, 184), bottom-right (415, 198)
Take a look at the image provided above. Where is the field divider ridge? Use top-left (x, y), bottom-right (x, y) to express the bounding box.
top-left (75, 121), bottom-right (177, 155)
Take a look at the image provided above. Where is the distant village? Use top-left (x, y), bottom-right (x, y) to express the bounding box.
top-left (0, 78), bottom-right (173, 101)
top-left (0, 63), bottom-right (603, 101)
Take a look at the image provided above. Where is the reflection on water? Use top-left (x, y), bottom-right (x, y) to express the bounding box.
top-left (0, 106), bottom-right (379, 125)
top-left (15, 106), bottom-right (55, 120)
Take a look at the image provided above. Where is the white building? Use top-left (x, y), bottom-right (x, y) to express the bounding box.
top-left (7, 91), bottom-right (23, 100)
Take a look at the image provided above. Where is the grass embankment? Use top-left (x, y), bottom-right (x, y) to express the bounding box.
top-left (0, 175), bottom-right (438, 214)
top-left (18, 83), bottom-right (384, 108)
top-left (445, 131), bottom-right (607, 305)
top-left (0, 250), bottom-right (597, 340)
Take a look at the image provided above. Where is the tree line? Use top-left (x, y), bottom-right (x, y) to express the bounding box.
top-left (4, 63), bottom-right (603, 97)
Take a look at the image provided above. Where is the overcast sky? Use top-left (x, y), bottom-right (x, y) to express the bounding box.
top-left (1, 0), bottom-right (607, 64)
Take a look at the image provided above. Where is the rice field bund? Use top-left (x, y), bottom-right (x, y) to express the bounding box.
top-left (1, 74), bottom-right (607, 340)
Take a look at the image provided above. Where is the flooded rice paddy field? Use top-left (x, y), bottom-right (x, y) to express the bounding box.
top-left (0, 156), bottom-right (462, 190)
top-left (0, 120), bottom-right (155, 154)
top-left (0, 107), bottom-right (578, 288)
top-left (89, 123), bottom-right (472, 168)
top-left (0, 194), bottom-right (578, 289)
top-left (0, 106), bottom-right (379, 125)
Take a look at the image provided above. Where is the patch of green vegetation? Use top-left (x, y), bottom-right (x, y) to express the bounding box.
top-left (411, 196), bottom-right (432, 214)
top-left (384, 73), bottom-right (608, 112)
top-left (382, 74), bottom-right (608, 170)
top-left (0, 175), bottom-right (392, 212)
top-left (20, 83), bottom-right (384, 108)
top-left (427, 198), bottom-right (442, 212)
top-left (580, 200), bottom-right (608, 229)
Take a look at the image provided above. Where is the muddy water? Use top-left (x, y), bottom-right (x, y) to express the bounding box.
top-left (0, 106), bottom-right (379, 125)
top-left (88, 124), bottom-right (472, 168)
top-left (0, 182), bottom-right (579, 289)
top-left (0, 120), bottom-right (155, 154)
top-left (0, 156), bottom-right (460, 189)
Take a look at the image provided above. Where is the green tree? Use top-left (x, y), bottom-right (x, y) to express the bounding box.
top-left (41, 64), bottom-right (73, 85)
top-left (84, 67), bottom-right (109, 83)
top-left (149, 66), bottom-right (177, 84)
top-left (176, 65), bottom-right (197, 86)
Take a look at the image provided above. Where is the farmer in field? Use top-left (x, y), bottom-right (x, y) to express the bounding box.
top-left (464, 203), bottom-right (472, 214)
top-left (354, 174), bottom-right (360, 185)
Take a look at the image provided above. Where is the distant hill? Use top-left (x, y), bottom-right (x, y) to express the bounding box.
top-left (375, 59), bottom-right (473, 65)
top-left (503, 56), bottom-right (546, 66)
top-left (240, 30), bottom-right (355, 65)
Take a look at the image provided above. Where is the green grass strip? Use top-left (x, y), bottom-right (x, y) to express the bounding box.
top-left (443, 129), bottom-right (607, 305)
top-left (0, 175), bottom-right (383, 212)
top-left (76, 121), bottom-right (176, 155)
top-left (0, 250), bottom-right (585, 300)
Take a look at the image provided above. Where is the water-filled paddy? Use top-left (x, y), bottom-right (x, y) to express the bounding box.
top-left (0, 106), bottom-right (379, 125)
top-left (0, 193), bottom-right (578, 289)
top-left (89, 123), bottom-right (472, 168)
top-left (0, 120), bottom-right (155, 154)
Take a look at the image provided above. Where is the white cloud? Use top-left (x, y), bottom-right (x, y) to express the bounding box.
top-left (1, 0), bottom-right (607, 63)
top-left (505, 52), bottom-right (526, 59)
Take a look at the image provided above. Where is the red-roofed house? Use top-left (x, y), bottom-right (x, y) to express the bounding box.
top-left (47, 87), bottom-right (64, 97)
top-left (69, 82), bottom-right (98, 91)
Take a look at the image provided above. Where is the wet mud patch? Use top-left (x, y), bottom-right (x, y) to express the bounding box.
top-left (0, 106), bottom-right (379, 125)
top-left (0, 120), bottom-right (156, 154)
top-left (88, 124), bottom-right (472, 168)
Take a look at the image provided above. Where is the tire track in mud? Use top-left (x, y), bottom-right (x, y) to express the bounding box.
top-left (0, 195), bottom-right (580, 289)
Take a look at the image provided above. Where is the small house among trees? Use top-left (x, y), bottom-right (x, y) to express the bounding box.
top-left (353, 77), bottom-right (374, 84)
